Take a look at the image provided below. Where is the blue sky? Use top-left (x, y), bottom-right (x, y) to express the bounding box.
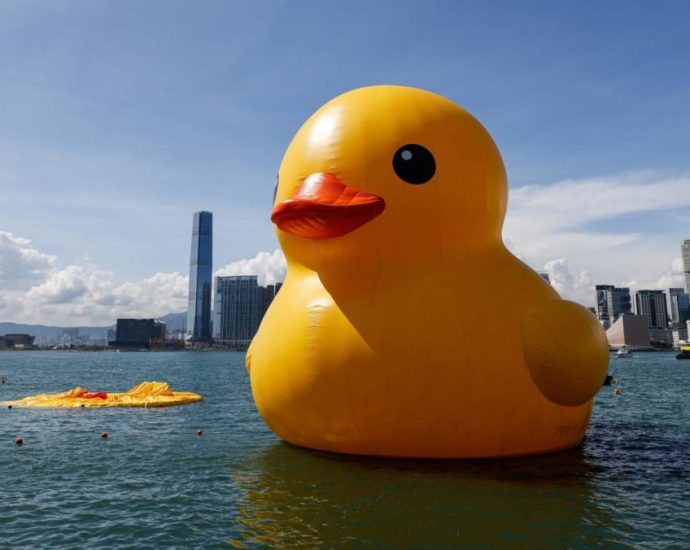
top-left (1, 0), bottom-right (689, 324)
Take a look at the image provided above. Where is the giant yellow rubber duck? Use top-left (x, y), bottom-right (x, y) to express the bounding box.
top-left (248, 85), bottom-right (608, 458)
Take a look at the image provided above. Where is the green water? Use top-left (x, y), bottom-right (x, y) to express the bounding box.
top-left (1, 351), bottom-right (689, 548)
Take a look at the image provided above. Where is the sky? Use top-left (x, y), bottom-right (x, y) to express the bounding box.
top-left (1, 0), bottom-right (689, 325)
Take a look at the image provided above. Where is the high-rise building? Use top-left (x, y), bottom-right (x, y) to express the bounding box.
top-left (186, 211), bottom-right (213, 342)
top-left (634, 290), bottom-right (668, 329)
top-left (669, 288), bottom-right (690, 326)
top-left (683, 239), bottom-right (690, 293)
top-left (595, 285), bottom-right (632, 329)
top-left (213, 276), bottom-right (281, 348)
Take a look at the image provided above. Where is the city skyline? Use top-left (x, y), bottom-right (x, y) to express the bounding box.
top-left (2, 234), bottom-right (688, 329)
top-left (1, 2), bottom-right (690, 325)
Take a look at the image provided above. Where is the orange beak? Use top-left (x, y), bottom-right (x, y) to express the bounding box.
top-left (270, 173), bottom-right (385, 240)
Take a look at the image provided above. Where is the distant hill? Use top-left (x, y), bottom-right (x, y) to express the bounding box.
top-left (0, 312), bottom-right (187, 339)
top-left (159, 312), bottom-right (187, 332)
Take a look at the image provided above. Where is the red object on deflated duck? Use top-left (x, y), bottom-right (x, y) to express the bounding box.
top-left (82, 392), bottom-right (108, 399)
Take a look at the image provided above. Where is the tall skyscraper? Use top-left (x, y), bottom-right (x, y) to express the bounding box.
top-left (186, 211), bottom-right (213, 342)
top-left (634, 289), bottom-right (668, 329)
top-left (595, 284), bottom-right (632, 329)
top-left (213, 276), bottom-right (281, 348)
top-left (683, 239), bottom-right (690, 293)
top-left (669, 288), bottom-right (690, 326)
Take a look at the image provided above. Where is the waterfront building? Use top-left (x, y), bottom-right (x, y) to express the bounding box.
top-left (186, 211), bottom-right (213, 342)
top-left (213, 276), bottom-right (281, 348)
top-left (670, 288), bottom-right (690, 326)
top-left (605, 314), bottom-right (650, 349)
top-left (634, 290), bottom-right (669, 329)
top-left (113, 319), bottom-right (166, 348)
top-left (595, 285), bottom-right (632, 329)
top-left (683, 239), bottom-right (690, 293)
top-left (0, 333), bottom-right (36, 349)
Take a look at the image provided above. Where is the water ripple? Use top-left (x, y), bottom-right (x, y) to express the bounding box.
top-left (1, 351), bottom-right (689, 547)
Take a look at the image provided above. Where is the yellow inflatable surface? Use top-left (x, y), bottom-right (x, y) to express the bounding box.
top-left (248, 85), bottom-right (608, 458)
top-left (3, 381), bottom-right (202, 408)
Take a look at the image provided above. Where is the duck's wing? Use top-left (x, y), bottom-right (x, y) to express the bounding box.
top-left (521, 299), bottom-right (609, 406)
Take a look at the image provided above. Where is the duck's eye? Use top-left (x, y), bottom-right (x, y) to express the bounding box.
top-left (273, 174), bottom-right (279, 204)
top-left (393, 144), bottom-right (435, 185)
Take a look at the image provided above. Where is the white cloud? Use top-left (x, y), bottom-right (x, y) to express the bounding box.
top-left (506, 173), bottom-right (690, 260)
top-left (0, 231), bottom-right (56, 289)
top-left (0, 233), bottom-right (189, 325)
top-left (505, 172), bottom-right (690, 305)
top-left (27, 265), bottom-right (91, 304)
top-left (540, 258), bottom-right (596, 306)
top-left (215, 249), bottom-right (286, 286)
top-left (507, 172), bottom-right (690, 234)
top-left (625, 257), bottom-right (686, 292)
top-left (2, 266), bottom-right (189, 325)
top-left (0, 237), bottom-right (287, 325)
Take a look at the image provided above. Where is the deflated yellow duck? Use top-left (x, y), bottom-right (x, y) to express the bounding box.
top-left (248, 85), bottom-right (608, 458)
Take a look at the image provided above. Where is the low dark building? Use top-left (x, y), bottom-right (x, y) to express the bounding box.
top-left (0, 334), bottom-right (36, 349)
top-left (113, 319), bottom-right (166, 348)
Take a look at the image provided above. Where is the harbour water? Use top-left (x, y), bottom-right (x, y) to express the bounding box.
top-left (1, 351), bottom-right (689, 548)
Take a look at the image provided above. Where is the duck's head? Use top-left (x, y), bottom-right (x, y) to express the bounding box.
top-left (271, 86), bottom-right (507, 273)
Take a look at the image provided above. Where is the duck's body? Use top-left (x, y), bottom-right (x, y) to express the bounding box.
top-left (248, 86), bottom-right (608, 458)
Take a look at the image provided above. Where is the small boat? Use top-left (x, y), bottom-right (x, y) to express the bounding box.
top-left (603, 374), bottom-right (613, 386)
top-left (616, 346), bottom-right (632, 358)
top-left (676, 346), bottom-right (690, 360)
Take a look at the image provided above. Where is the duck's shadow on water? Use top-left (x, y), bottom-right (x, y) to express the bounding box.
top-left (227, 438), bottom-right (631, 548)
top-left (284, 441), bottom-right (603, 482)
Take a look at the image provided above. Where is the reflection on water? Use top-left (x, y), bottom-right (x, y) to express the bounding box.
top-left (231, 442), bottom-right (623, 548)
